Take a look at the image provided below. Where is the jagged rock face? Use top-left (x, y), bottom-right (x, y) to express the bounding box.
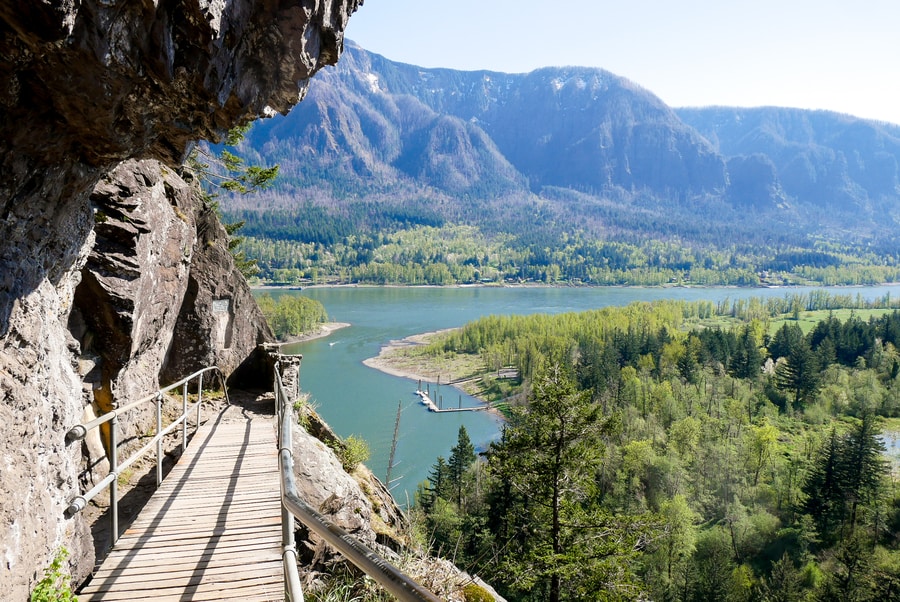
top-left (290, 416), bottom-right (409, 568)
top-left (0, 203), bottom-right (97, 598)
top-left (73, 160), bottom-right (197, 407)
top-left (70, 158), bottom-right (274, 461)
top-left (161, 191), bottom-right (275, 385)
top-left (1, 0), bottom-right (360, 334)
top-left (0, 1), bottom-right (361, 598)
top-left (292, 424), bottom-right (381, 549)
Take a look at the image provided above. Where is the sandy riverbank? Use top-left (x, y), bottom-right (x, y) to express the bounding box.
top-left (361, 328), bottom-right (458, 382)
top-left (361, 328), bottom-right (509, 415)
top-left (279, 322), bottom-right (351, 345)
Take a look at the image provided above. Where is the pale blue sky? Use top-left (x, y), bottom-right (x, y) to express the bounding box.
top-left (346, 0), bottom-right (900, 125)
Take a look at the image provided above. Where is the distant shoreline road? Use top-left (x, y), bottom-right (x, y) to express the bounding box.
top-left (252, 281), bottom-right (900, 292)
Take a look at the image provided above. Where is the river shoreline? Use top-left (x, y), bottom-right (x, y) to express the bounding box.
top-left (253, 281), bottom-right (900, 292)
top-left (361, 328), bottom-right (458, 383)
top-left (273, 283), bottom-right (900, 502)
top-left (360, 328), bottom-right (509, 417)
top-left (278, 321), bottom-right (351, 345)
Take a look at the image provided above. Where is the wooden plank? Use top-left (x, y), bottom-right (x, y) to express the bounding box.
top-left (79, 576), bottom-right (285, 601)
top-left (97, 541), bottom-right (281, 567)
top-left (122, 510), bottom-right (280, 530)
top-left (101, 533), bottom-right (280, 554)
top-left (122, 506), bottom-right (278, 523)
top-left (95, 541), bottom-right (281, 569)
top-left (112, 525), bottom-right (280, 543)
top-left (126, 497), bottom-right (280, 514)
top-left (112, 521), bottom-right (281, 544)
top-left (93, 547), bottom-right (273, 574)
top-left (122, 511), bottom-right (281, 532)
top-left (138, 488), bottom-right (279, 503)
top-left (79, 412), bottom-right (285, 601)
top-left (83, 561), bottom-right (283, 590)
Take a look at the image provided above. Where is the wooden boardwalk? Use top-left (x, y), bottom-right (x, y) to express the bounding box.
top-left (79, 410), bottom-right (284, 601)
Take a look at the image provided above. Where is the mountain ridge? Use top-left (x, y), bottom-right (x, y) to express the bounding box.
top-left (225, 42), bottom-right (900, 282)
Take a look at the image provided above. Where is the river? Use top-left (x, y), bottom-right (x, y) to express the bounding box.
top-left (272, 285), bottom-right (899, 504)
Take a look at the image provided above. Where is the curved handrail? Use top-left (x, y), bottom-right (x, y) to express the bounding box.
top-left (274, 361), bottom-right (441, 602)
top-left (63, 366), bottom-right (228, 544)
top-left (65, 367), bottom-right (227, 443)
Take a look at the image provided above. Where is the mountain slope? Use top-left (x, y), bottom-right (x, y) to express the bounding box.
top-left (240, 43), bottom-right (731, 203)
top-left (678, 106), bottom-right (900, 231)
top-left (224, 43), bottom-right (900, 284)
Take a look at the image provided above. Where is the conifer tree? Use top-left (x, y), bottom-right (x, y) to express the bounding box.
top-left (801, 428), bottom-right (845, 543)
top-left (448, 425), bottom-right (476, 508)
top-left (483, 364), bottom-right (646, 601)
top-left (756, 553), bottom-right (803, 602)
top-left (775, 334), bottom-right (820, 410)
top-left (731, 325), bottom-right (763, 379)
top-left (185, 124), bottom-right (278, 278)
top-left (839, 412), bottom-right (887, 535)
top-left (423, 456), bottom-right (452, 512)
top-left (801, 414), bottom-right (887, 544)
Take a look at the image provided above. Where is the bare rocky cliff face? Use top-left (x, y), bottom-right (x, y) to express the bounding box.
top-left (0, 1), bottom-right (361, 598)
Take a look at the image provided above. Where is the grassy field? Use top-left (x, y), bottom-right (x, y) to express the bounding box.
top-left (767, 308), bottom-right (895, 335)
top-left (690, 308), bottom-right (896, 336)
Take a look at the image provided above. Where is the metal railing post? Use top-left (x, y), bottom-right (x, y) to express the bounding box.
top-left (156, 393), bottom-right (163, 487)
top-left (64, 367), bottom-right (230, 527)
top-left (182, 382), bottom-right (188, 452)
top-left (196, 372), bottom-right (203, 430)
top-left (274, 359), bottom-right (440, 602)
top-left (109, 411), bottom-right (119, 543)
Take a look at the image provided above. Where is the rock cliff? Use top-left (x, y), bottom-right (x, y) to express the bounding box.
top-left (0, 1), bottom-right (361, 598)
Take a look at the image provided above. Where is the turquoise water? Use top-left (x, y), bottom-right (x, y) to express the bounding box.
top-left (272, 285), bottom-right (899, 504)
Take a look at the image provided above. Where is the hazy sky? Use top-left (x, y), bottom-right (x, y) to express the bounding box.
top-left (345, 0), bottom-right (900, 125)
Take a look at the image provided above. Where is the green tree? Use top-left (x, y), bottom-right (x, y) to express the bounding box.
top-left (186, 124), bottom-right (279, 195)
top-left (423, 456), bottom-right (452, 512)
top-left (185, 124), bottom-right (279, 278)
top-left (756, 553), bottom-right (804, 602)
top-left (688, 528), bottom-right (736, 602)
top-left (775, 335), bottom-right (820, 410)
top-left (257, 294), bottom-right (328, 340)
top-left (801, 428), bottom-right (845, 544)
top-left (448, 425), bottom-right (476, 508)
top-left (818, 534), bottom-right (877, 602)
top-left (839, 412), bottom-right (887, 535)
top-left (650, 494), bottom-right (698, 596)
top-left (745, 418), bottom-right (779, 487)
top-left (801, 414), bottom-right (887, 545)
top-left (483, 364), bottom-right (646, 601)
top-left (769, 323), bottom-right (805, 361)
top-left (731, 325), bottom-right (763, 380)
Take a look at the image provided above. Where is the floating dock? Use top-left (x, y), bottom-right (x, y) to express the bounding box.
top-left (415, 390), bottom-right (488, 413)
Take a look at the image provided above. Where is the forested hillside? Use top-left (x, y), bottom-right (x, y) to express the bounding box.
top-left (220, 43), bottom-right (900, 287)
top-left (406, 293), bottom-right (900, 600)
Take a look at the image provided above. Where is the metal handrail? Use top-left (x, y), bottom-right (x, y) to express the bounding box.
top-left (274, 362), bottom-right (441, 602)
top-left (63, 366), bottom-right (228, 545)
